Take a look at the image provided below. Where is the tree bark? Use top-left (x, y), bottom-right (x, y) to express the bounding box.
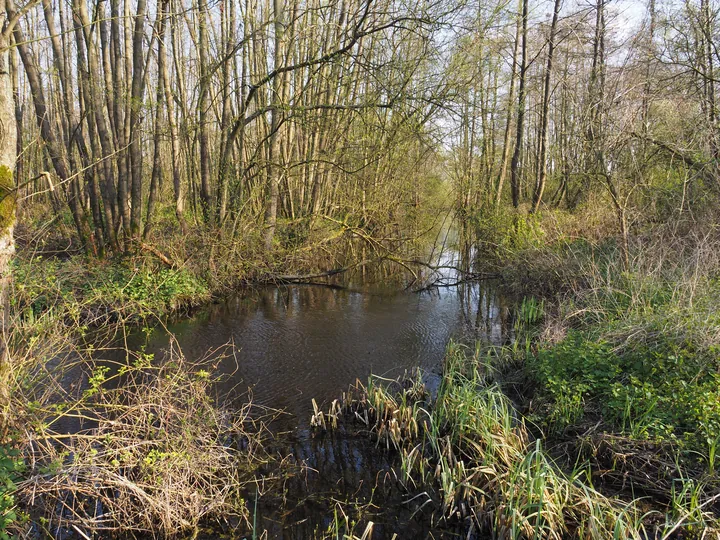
top-left (264, 0), bottom-right (287, 250)
top-left (129, 0), bottom-right (148, 242)
top-left (495, 1), bottom-right (522, 208)
top-left (197, 0), bottom-right (213, 221)
top-left (531, 0), bottom-right (562, 212)
top-left (509, 0), bottom-right (528, 209)
top-left (161, 0), bottom-right (186, 232)
top-left (0, 0), bottom-right (18, 421)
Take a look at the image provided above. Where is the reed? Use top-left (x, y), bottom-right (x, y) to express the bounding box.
top-left (331, 343), bottom-right (720, 538)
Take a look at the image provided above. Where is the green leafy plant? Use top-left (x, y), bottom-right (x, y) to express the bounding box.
top-left (0, 446), bottom-right (24, 540)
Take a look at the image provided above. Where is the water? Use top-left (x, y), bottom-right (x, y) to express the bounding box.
top-left (114, 279), bottom-right (510, 537)
top-left (133, 280), bottom-right (512, 431)
top-left (71, 241), bottom-right (511, 538)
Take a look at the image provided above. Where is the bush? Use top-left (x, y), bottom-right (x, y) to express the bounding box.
top-left (14, 342), bottom-right (270, 538)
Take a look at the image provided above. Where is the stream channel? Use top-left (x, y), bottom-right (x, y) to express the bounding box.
top-left (104, 251), bottom-right (516, 538)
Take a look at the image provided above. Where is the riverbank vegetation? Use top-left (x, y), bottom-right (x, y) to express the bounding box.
top-left (327, 340), bottom-right (720, 538)
top-left (1, 0), bottom-right (720, 534)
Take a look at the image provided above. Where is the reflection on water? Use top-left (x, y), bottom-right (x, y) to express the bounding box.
top-left (137, 280), bottom-right (511, 430)
top-left (106, 266), bottom-right (511, 538)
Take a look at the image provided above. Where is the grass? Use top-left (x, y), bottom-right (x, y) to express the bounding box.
top-left (423, 207), bottom-right (720, 536)
top-left (12, 255), bottom-right (210, 326)
top-left (327, 341), bottom-right (720, 538)
top-left (461, 198), bottom-right (720, 460)
top-left (518, 226), bottom-right (720, 461)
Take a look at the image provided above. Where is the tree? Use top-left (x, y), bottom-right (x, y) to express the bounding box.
top-left (509, 0), bottom-right (528, 208)
top-left (532, 0), bottom-right (562, 212)
top-left (0, 0), bottom-right (17, 422)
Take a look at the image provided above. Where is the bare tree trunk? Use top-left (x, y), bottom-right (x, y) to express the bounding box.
top-left (144, 0), bottom-right (167, 239)
top-left (510, 0), bottom-right (528, 209)
top-left (216, 0), bottom-right (235, 223)
top-left (701, 0), bottom-right (719, 162)
top-left (129, 0), bottom-right (148, 242)
top-left (110, 0), bottom-right (128, 237)
top-left (641, 0), bottom-right (655, 131)
top-left (0, 0), bottom-right (18, 418)
top-left (264, 0), bottom-right (287, 250)
top-left (163, 0), bottom-right (186, 232)
top-left (531, 0), bottom-right (562, 212)
top-left (9, 40), bottom-right (20, 213)
top-left (198, 0), bottom-right (213, 221)
top-left (495, 1), bottom-right (522, 208)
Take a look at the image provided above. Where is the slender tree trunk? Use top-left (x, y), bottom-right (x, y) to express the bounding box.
top-left (129, 0), bottom-right (148, 242)
top-left (9, 41), bottom-right (20, 212)
top-left (531, 0), bottom-right (562, 212)
top-left (641, 0), bottom-right (655, 131)
top-left (110, 0), bottom-right (128, 237)
top-left (164, 0), bottom-right (186, 232)
top-left (144, 1), bottom-right (167, 239)
top-left (264, 0), bottom-right (287, 250)
top-left (701, 0), bottom-right (719, 161)
top-left (510, 0), bottom-right (528, 209)
top-left (216, 0), bottom-right (235, 223)
top-left (495, 1), bottom-right (522, 208)
top-left (0, 0), bottom-right (18, 414)
top-left (198, 0), bottom-right (212, 220)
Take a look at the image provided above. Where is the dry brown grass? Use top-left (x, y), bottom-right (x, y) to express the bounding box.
top-left (7, 327), bottom-right (274, 539)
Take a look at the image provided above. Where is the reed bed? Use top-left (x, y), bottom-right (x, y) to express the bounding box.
top-left (324, 343), bottom-right (720, 539)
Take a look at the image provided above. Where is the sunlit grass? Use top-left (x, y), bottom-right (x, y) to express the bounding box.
top-left (325, 343), bottom-right (720, 538)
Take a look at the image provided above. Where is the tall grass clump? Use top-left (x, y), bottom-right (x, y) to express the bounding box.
top-left (332, 344), bottom-right (702, 538)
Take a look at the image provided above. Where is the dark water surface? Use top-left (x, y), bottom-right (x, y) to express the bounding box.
top-left (138, 281), bottom-right (512, 430)
top-left (106, 277), bottom-right (512, 538)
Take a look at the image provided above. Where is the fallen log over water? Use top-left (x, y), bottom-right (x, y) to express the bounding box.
top-left (260, 256), bottom-right (500, 291)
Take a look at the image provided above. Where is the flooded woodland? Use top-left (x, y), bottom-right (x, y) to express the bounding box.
top-left (2, 0), bottom-right (720, 536)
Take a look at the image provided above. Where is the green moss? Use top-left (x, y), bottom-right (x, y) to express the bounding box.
top-left (0, 165), bottom-right (15, 234)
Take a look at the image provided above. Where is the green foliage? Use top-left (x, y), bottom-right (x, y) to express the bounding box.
top-left (469, 210), bottom-right (546, 259)
top-left (530, 310), bottom-right (720, 457)
top-left (11, 256), bottom-right (210, 325)
top-left (84, 365), bottom-right (111, 398)
top-left (0, 446), bottom-right (24, 540)
top-left (90, 265), bottom-right (208, 314)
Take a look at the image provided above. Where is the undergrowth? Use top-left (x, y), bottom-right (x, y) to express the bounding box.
top-left (517, 223), bottom-right (720, 465)
top-left (2, 304), bottom-right (275, 538)
top-left (12, 255), bottom-right (210, 325)
top-left (0, 446), bottom-right (23, 540)
top-left (325, 343), bottom-right (720, 538)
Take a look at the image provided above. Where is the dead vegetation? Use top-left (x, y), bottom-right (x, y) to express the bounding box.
top-left (7, 330), bottom-right (274, 538)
